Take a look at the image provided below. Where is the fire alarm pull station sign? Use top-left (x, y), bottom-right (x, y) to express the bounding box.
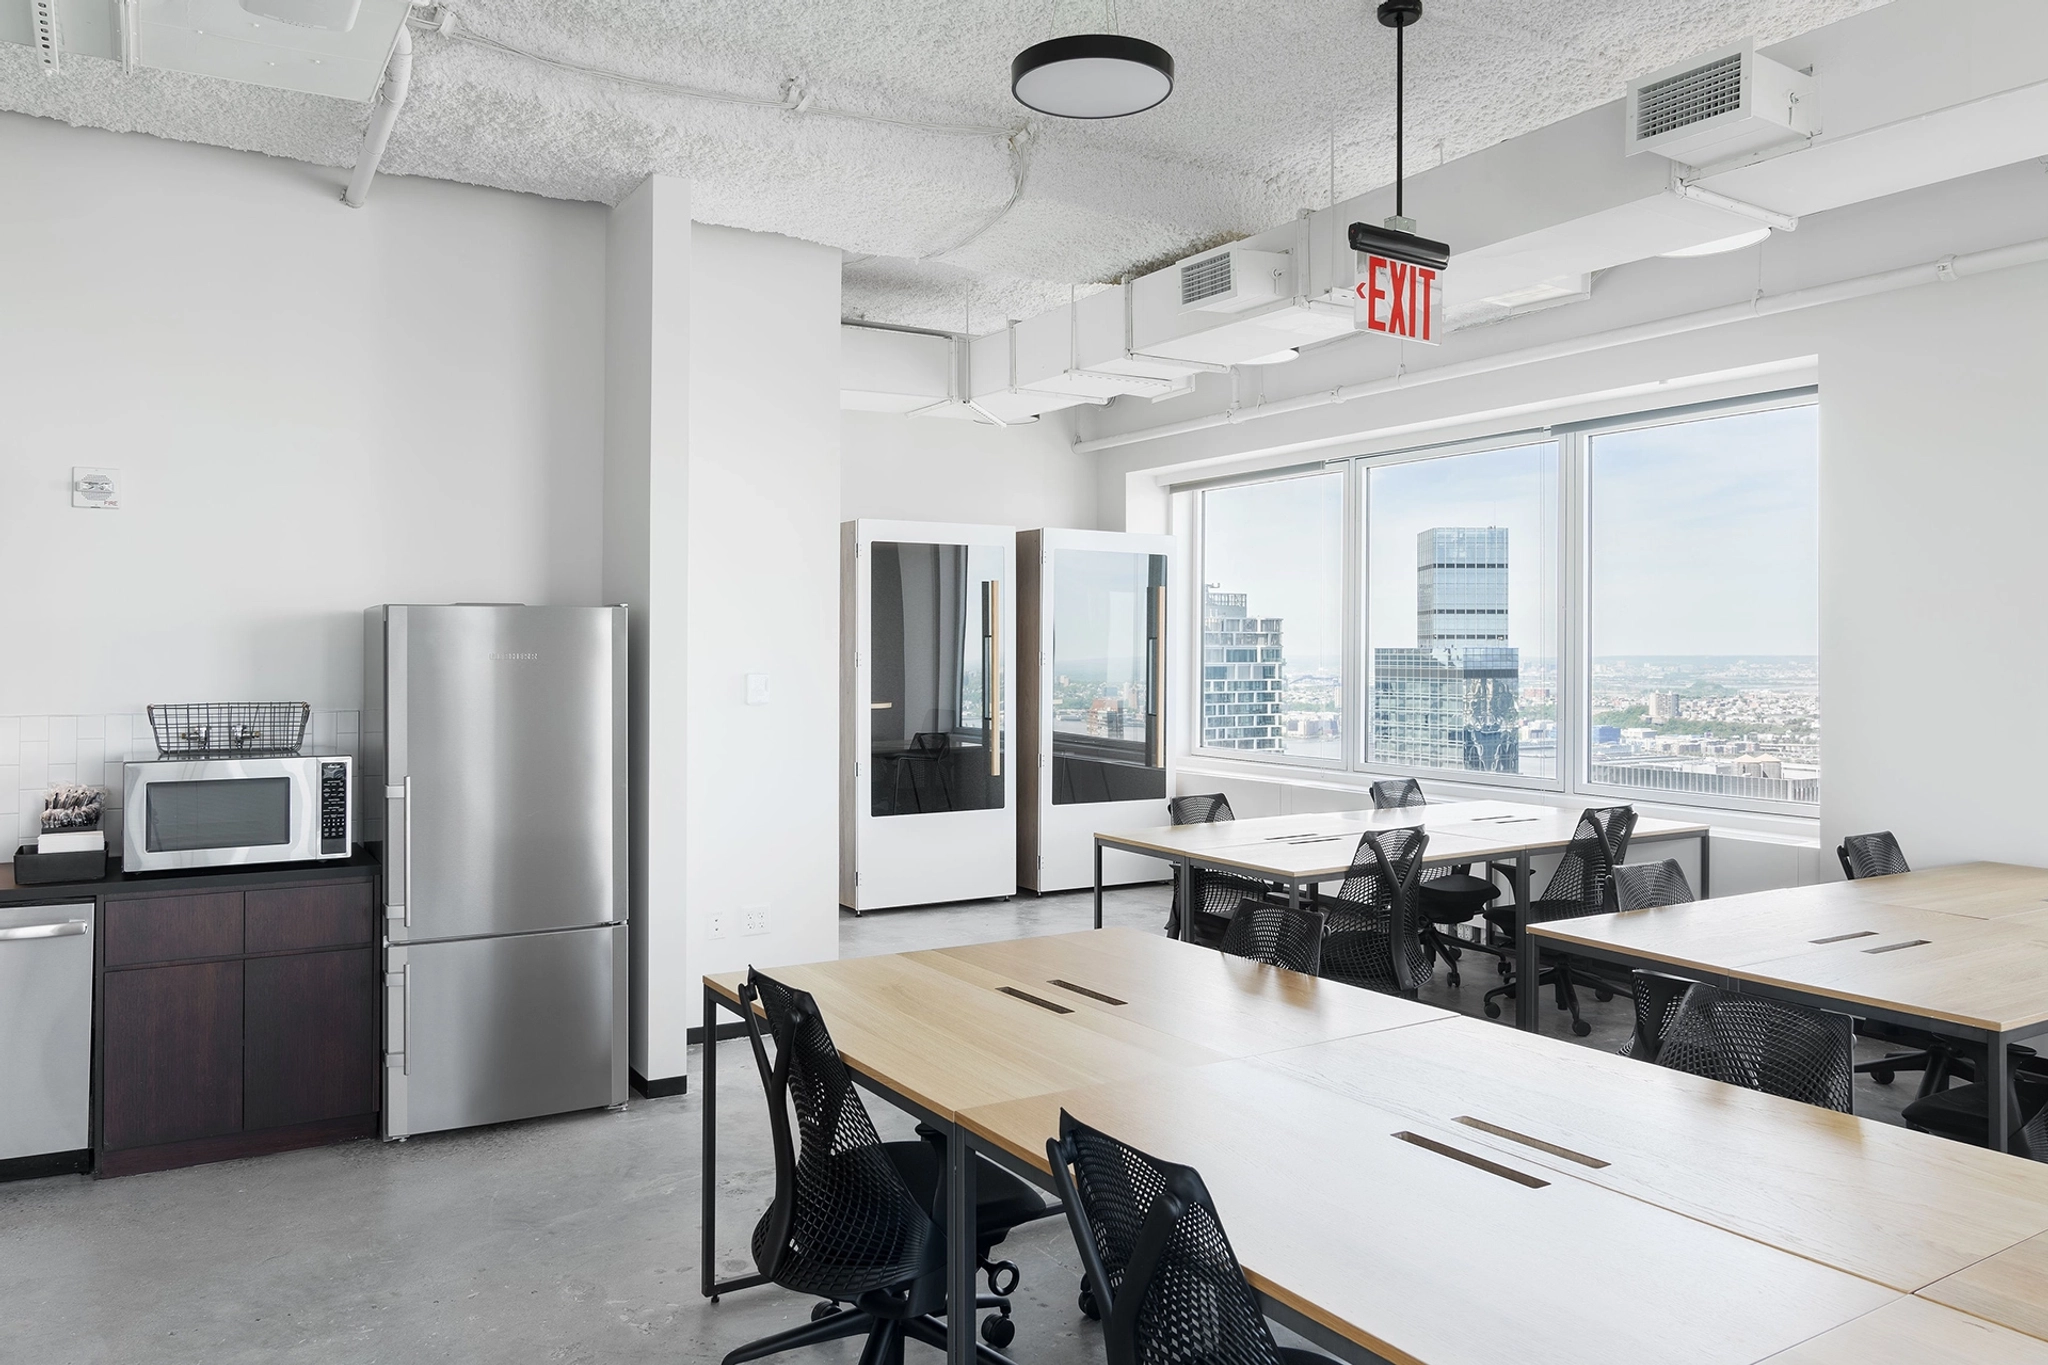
top-left (1353, 252), bottom-right (1439, 344)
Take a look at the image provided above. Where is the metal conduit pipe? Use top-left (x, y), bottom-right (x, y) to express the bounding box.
top-left (1073, 235), bottom-right (2048, 454)
top-left (343, 24), bottom-right (414, 208)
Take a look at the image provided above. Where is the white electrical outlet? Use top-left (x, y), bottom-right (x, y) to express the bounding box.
top-left (744, 907), bottom-right (770, 936)
top-left (709, 912), bottom-right (730, 940)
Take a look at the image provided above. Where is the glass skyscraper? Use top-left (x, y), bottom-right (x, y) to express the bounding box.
top-left (1373, 527), bottom-right (1521, 771)
top-left (1201, 589), bottom-right (1284, 750)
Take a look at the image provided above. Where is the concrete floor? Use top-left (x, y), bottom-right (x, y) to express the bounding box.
top-left (0, 880), bottom-right (1928, 1364)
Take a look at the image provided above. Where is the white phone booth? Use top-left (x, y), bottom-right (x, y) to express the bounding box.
top-left (841, 519), bottom-right (1018, 912)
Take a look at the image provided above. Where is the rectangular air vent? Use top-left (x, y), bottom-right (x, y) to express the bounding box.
top-left (1177, 247), bottom-right (1288, 314)
top-left (1624, 42), bottom-right (1814, 168)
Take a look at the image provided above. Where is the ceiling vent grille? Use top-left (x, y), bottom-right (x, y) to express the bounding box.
top-left (1180, 253), bottom-right (1235, 308)
top-left (1636, 52), bottom-right (1742, 140)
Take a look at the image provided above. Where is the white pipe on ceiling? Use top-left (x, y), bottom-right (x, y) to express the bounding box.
top-left (343, 24), bottom-right (414, 209)
top-left (1072, 234), bottom-right (2048, 454)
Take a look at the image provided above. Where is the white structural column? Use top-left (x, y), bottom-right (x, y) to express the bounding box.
top-left (605, 181), bottom-right (844, 1086)
top-left (604, 175), bottom-right (693, 1090)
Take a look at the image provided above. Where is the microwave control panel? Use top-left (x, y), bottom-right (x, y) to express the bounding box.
top-left (320, 761), bottom-right (351, 856)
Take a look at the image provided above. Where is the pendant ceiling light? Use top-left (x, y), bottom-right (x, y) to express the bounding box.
top-left (1012, 5), bottom-right (1174, 119)
top-left (1347, 0), bottom-right (1451, 270)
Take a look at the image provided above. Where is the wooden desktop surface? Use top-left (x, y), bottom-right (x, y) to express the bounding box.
top-left (1918, 1227), bottom-right (2048, 1344)
top-left (1263, 1015), bottom-right (2048, 1293)
top-left (959, 1059), bottom-right (1897, 1365)
top-left (1762, 1297), bottom-right (2048, 1364)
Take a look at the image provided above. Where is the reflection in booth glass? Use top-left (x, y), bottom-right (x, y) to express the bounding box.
top-left (1050, 549), bottom-right (1167, 806)
top-left (869, 541), bottom-right (1005, 817)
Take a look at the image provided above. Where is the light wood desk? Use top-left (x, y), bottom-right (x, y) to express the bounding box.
top-left (1094, 798), bottom-right (1711, 1030)
top-left (1762, 1297), bottom-right (2048, 1364)
top-left (1919, 1227), bottom-right (2048, 1344)
top-left (960, 1058), bottom-right (1897, 1365)
top-left (1265, 1015), bottom-right (2048, 1293)
top-left (1533, 864), bottom-right (2048, 1151)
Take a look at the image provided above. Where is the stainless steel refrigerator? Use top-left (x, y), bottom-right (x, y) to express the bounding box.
top-left (365, 605), bottom-right (628, 1139)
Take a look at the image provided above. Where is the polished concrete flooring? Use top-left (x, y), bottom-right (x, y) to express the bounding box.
top-left (1, 881), bottom-right (1929, 1363)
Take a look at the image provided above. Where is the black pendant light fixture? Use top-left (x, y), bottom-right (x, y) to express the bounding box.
top-left (1012, 3), bottom-right (1174, 119)
top-left (1348, 0), bottom-right (1451, 270)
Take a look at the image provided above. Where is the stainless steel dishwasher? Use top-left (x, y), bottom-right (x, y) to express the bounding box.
top-left (0, 901), bottom-right (93, 1175)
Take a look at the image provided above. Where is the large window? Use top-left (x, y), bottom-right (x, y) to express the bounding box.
top-left (1587, 405), bottom-right (1820, 803)
top-left (1187, 394), bottom-right (1820, 811)
top-left (1199, 471), bottom-right (1345, 759)
top-left (1367, 443), bottom-right (1559, 778)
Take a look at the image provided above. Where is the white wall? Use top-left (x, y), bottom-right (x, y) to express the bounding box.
top-left (0, 112), bottom-right (607, 717)
top-left (842, 408), bottom-right (1097, 531)
top-left (1091, 161), bottom-right (2048, 872)
top-left (685, 225), bottom-right (844, 1027)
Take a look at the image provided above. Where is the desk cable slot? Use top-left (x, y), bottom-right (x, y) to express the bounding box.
top-left (1809, 931), bottom-right (1878, 944)
top-left (1392, 1132), bottom-right (1550, 1188)
top-left (1863, 939), bottom-right (1932, 954)
top-left (997, 985), bottom-right (1073, 1014)
top-left (1048, 979), bottom-right (1127, 1005)
top-left (1453, 1117), bottom-right (1609, 1169)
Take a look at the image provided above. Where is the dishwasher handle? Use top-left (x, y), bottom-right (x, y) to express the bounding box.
top-left (0, 919), bottom-right (89, 941)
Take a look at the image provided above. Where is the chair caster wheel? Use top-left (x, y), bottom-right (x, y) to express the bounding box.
top-left (1870, 1068), bottom-right (1894, 1085)
top-left (1572, 1019), bottom-right (1593, 1037)
top-left (1498, 962), bottom-right (1511, 978)
top-left (1595, 988), bottom-right (1614, 1003)
top-left (1447, 971), bottom-right (1462, 989)
top-left (1483, 1002), bottom-right (1501, 1019)
top-left (811, 1302), bottom-right (839, 1321)
top-left (982, 1313), bottom-right (1015, 1347)
top-left (1078, 1278), bottom-right (1101, 1321)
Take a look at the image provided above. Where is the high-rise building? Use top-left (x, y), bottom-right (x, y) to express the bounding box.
top-left (1201, 588), bottom-right (1284, 750)
top-left (1372, 527), bottom-right (1521, 771)
top-left (1647, 691), bottom-right (1681, 722)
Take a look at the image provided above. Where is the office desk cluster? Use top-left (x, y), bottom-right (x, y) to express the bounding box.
top-left (703, 912), bottom-right (2048, 1365)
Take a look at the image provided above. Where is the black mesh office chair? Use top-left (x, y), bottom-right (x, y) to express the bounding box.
top-left (723, 970), bottom-right (1050, 1365)
top-left (1613, 859), bottom-right (1694, 913)
top-left (1318, 827), bottom-right (1431, 998)
top-left (1046, 1110), bottom-right (1340, 1365)
top-left (1900, 1056), bottom-right (2048, 1161)
top-left (1369, 779), bottom-right (1502, 989)
top-left (1163, 794), bottom-right (1277, 946)
top-left (1835, 831), bottom-right (1966, 1094)
top-left (1609, 866), bottom-right (1696, 1060)
top-left (1625, 971), bottom-right (1856, 1113)
top-left (1218, 899), bottom-right (1326, 975)
top-left (1838, 830), bottom-right (1910, 880)
top-left (1482, 806), bottom-right (1636, 1036)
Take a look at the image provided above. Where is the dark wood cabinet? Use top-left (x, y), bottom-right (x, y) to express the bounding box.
top-left (245, 947), bottom-right (377, 1130)
top-left (96, 869), bottom-right (379, 1177)
top-left (100, 961), bottom-right (244, 1150)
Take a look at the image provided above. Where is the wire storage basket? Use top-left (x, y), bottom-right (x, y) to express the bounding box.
top-left (148, 703), bottom-right (311, 758)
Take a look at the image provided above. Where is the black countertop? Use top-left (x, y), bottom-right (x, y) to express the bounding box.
top-left (0, 846), bottom-right (381, 907)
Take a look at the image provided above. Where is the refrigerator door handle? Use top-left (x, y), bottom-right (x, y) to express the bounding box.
top-left (384, 779), bottom-right (411, 928)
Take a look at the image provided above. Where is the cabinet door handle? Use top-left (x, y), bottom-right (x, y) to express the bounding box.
top-left (0, 919), bottom-right (88, 941)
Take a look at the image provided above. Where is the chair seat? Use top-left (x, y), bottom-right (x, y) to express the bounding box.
top-left (884, 1139), bottom-right (1049, 1238)
top-left (1419, 873), bottom-right (1499, 923)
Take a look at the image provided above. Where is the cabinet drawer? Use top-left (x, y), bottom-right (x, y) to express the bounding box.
top-left (103, 893), bottom-right (244, 966)
top-left (246, 882), bottom-right (375, 954)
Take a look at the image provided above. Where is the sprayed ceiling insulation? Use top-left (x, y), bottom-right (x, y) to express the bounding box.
top-left (2, 0), bottom-right (1888, 331)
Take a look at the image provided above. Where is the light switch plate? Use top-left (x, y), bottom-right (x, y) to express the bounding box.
top-left (745, 673), bottom-right (770, 706)
top-left (73, 467), bottom-right (120, 510)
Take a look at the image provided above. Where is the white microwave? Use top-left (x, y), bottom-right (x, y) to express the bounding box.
top-left (122, 756), bottom-right (353, 872)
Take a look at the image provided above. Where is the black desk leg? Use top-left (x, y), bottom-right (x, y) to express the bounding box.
top-left (1093, 840), bottom-right (1104, 930)
top-left (1514, 851), bottom-right (1538, 1031)
top-left (1699, 831), bottom-right (1712, 898)
top-left (1989, 1034), bottom-right (2012, 1153)
top-left (945, 1124), bottom-right (980, 1365)
top-left (701, 982), bottom-right (719, 1299)
top-left (1178, 858), bottom-right (1195, 942)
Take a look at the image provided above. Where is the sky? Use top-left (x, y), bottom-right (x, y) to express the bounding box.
top-left (1200, 404), bottom-right (1820, 667)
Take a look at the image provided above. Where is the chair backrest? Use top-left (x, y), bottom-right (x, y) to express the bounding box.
top-left (1613, 859), bottom-right (1695, 913)
top-left (1838, 831), bottom-right (1909, 880)
top-left (1046, 1111), bottom-right (1286, 1365)
top-left (1620, 968), bottom-right (1699, 1062)
top-left (1168, 793), bottom-right (1234, 826)
top-left (1651, 977), bottom-right (1855, 1113)
top-left (1532, 806), bottom-right (1637, 922)
top-left (911, 731), bottom-right (949, 756)
top-left (1369, 777), bottom-right (1425, 810)
top-left (741, 969), bottom-right (939, 1293)
top-left (1218, 899), bottom-right (1326, 974)
top-left (1321, 826), bottom-right (1431, 994)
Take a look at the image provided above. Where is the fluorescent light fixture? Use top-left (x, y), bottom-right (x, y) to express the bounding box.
top-left (1241, 349), bottom-right (1300, 366)
top-left (1661, 226), bottom-right (1772, 258)
top-left (1012, 34), bottom-right (1174, 119)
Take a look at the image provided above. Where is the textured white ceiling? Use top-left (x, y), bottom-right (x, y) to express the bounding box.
top-left (3, 0), bottom-right (1890, 330)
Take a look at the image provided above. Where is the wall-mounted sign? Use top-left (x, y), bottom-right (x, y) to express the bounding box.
top-left (1353, 253), bottom-right (1439, 344)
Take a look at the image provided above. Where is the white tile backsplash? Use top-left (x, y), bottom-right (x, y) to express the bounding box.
top-left (1, 711), bottom-right (358, 861)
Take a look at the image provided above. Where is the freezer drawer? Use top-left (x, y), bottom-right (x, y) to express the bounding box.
top-left (0, 902), bottom-right (93, 1164)
top-left (385, 924), bottom-right (625, 1139)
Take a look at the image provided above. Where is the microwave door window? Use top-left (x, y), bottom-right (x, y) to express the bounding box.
top-left (146, 777), bottom-right (293, 852)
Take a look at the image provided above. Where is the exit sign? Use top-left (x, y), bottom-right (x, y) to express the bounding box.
top-left (1353, 253), bottom-right (1440, 344)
